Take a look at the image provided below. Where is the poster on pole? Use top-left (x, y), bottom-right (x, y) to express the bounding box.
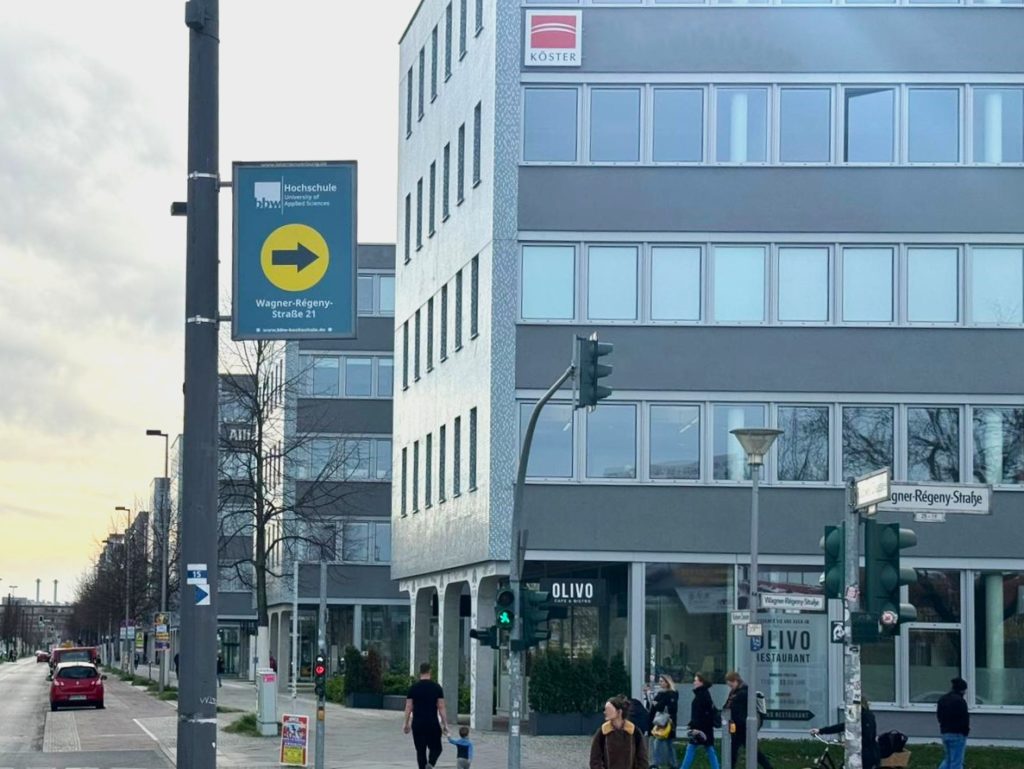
top-left (279, 713), bottom-right (309, 767)
top-left (753, 614), bottom-right (828, 728)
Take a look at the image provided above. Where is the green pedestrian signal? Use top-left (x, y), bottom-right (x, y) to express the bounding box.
top-left (819, 525), bottom-right (845, 600)
top-left (495, 588), bottom-right (516, 629)
top-left (575, 333), bottom-right (613, 409)
top-left (864, 520), bottom-right (919, 635)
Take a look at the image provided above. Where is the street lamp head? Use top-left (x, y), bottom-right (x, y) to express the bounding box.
top-left (146, 429), bottom-right (167, 437)
top-left (115, 505), bottom-right (130, 512)
top-left (730, 428), bottom-right (784, 466)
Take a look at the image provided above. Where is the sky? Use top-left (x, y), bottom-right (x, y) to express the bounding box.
top-left (0, 0), bottom-right (421, 604)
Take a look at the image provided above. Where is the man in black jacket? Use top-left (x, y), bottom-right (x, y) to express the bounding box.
top-left (936, 677), bottom-right (970, 769)
top-left (724, 672), bottom-right (773, 769)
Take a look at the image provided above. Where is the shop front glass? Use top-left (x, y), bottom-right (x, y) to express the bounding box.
top-left (327, 606), bottom-right (355, 673)
top-left (974, 571), bottom-right (1024, 706)
top-left (363, 605), bottom-right (411, 674)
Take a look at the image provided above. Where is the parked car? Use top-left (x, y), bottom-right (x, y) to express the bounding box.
top-left (48, 647), bottom-right (100, 679)
top-left (50, 663), bottom-right (105, 710)
top-left (36, 650), bottom-right (50, 663)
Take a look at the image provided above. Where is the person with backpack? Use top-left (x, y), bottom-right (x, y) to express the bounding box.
top-left (811, 696), bottom-right (880, 769)
top-left (724, 672), bottom-right (773, 769)
top-left (589, 695), bottom-right (648, 769)
top-left (648, 674), bottom-right (679, 769)
top-left (680, 673), bottom-right (721, 769)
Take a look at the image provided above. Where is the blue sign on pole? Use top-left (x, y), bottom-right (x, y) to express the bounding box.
top-left (232, 161), bottom-right (357, 340)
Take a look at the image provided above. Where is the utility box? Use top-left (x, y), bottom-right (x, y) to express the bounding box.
top-left (256, 669), bottom-right (278, 736)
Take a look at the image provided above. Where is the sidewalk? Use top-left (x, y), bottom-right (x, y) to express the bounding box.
top-left (146, 673), bottom-right (593, 768)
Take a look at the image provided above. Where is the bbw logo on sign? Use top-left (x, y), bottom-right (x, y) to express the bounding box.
top-left (525, 10), bottom-right (581, 67)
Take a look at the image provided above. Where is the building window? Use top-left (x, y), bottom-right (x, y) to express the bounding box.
top-left (842, 405), bottom-right (894, 480)
top-left (439, 425), bottom-right (447, 501)
top-left (522, 245), bottom-right (575, 320)
top-left (417, 47), bottom-right (425, 120)
top-left (380, 276), bottom-right (395, 315)
top-left (713, 404), bottom-right (765, 481)
top-left (475, 0), bottom-right (483, 33)
top-left (428, 162), bottom-right (436, 236)
top-left (524, 88), bottom-right (578, 162)
top-left (344, 357), bottom-right (372, 397)
top-left (473, 102), bottom-right (482, 185)
top-left (376, 438), bottom-right (392, 480)
top-left (587, 246), bottom-right (638, 320)
top-left (459, 0), bottom-right (467, 58)
top-left (425, 433), bottom-right (433, 507)
top-left (357, 275), bottom-right (373, 315)
top-left (521, 402), bottom-right (573, 478)
top-left (973, 88), bottom-right (1024, 164)
top-left (650, 246), bottom-right (700, 321)
top-left (455, 269), bottom-right (464, 349)
top-left (444, 3), bottom-right (453, 79)
top-left (715, 88), bottom-right (768, 163)
top-left (649, 404), bottom-right (700, 480)
top-left (440, 284), bottom-right (449, 360)
top-left (405, 67), bottom-right (413, 137)
top-left (844, 87), bottom-right (895, 163)
top-left (590, 88), bottom-right (641, 163)
top-left (907, 406), bottom-right (960, 482)
top-left (343, 522), bottom-right (369, 562)
top-left (778, 247), bottom-right (829, 322)
top-left (416, 178), bottom-right (423, 250)
top-left (777, 406), bottom-right (829, 482)
top-left (780, 88), bottom-right (831, 163)
top-left (310, 356), bottom-right (340, 397)
top-left (971, 247), bottom-right (1023, 324)
top-left (373, 522), bottom-right (392, 563)
top-left (403, 194), bottom-right (411, 262)
top-left (470, 255), bottom-right (479, 337)
top-left (457, 123), bottom-right (466, 203)
top-left (908, 88), bottom-right (960, 163)
top-left (973, 407), bottom-right (1024, 485)
top-left (357, 273), bottom-right (396, 317)
top-left (301, 354), bottom-right (393, 399)
top-left (412, 440), bottom-right (420, 512)
top-left (652, 88), bottom-right (703, 163)
top-left (402, 324), bottom-right (409, 390)
top-left (907, 247), bottom-right (959, 323)
top-left (414, 309), bottom-right (421, 381)
top-left (298, 435), bottom-right (391, 482)
top-left (426, 298), bottom-right (434, 372)
top-left (712, 246), bottom-right (765, 323)
top-left (842, 247), bottom-right (893, 322)
top-left (379, 358), bottom-right (393, 398)
top-left (586, 404), bottom-right (637, 479)
top-left (442, 143), bottom-right (451, 220)
top-left (469, 407), bottom-right (478, 490)
top-left (430, 26), bottom-right (438, 101)
top-left (974, 571), bottom-right (1024, 706)
top-left (909, 627), bottom-right (962, 704)
top-left (401, 447), bottom-right (408, 515)
top-left (453, 416), bottom-right (462, 495)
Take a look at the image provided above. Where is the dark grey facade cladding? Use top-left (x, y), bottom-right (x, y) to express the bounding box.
top-left (297, 316), bottom-right (393, 353)
top-left (519, 167), bottom-right (1024, 235)
top-left (218, 591), bottom-right (256, 618)
top-left (297, 399), bottom-right (393, 434)
top-left (294, 480), bottom-right (391, 519)
top-left (517, 326), bottom-right (1024, 396)
top-left (357, 243), bottom-right (397, 271)
top-left (298, 563), bottom-right (403, 600)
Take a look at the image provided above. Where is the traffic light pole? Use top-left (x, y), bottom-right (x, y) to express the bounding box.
top-left (843, 481), bottom-right (863, 769)
top-left (508, 363), bottom-right (575, 769)
top-left (316, 559), bottom-right (327, 769)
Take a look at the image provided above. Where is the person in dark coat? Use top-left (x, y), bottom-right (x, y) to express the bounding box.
top-left (812, 697), bottom-right (880, 769)
top-left (724, 672), bottom-right (773, 769)
top-left (681, 673), bottom-right (721, 769)
top-left (936, 677), bottom-right (970, 769)
top-left (648, 674), bottom-right (679, 769)
top-left (589, 695), bottom-right (648, 769)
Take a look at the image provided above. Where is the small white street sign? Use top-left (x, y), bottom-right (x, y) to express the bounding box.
top-left (746, 623), bottom-right (764, 637)
top-left (854, 468), bottom-right (891, 510)
top-left (760, 593), bottom-right (826, 612)
top-left (731, 610), bottom-right (751, 626)
top-left (915, 511), bottom-right (947, 523)
top-left (879, 482), bottom-right (991, 515)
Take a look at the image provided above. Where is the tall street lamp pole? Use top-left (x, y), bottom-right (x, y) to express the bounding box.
top-left (147, 429), bottom-right (171, 694)
top-left (730, 427), bottom-right (783, 769)
top-left (115, 506), bottom-right (133, 675)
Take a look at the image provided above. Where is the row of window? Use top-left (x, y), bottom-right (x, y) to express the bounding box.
top-left (401, 256), bottom-right (480, 389)
top-left (293, 436), bottom-right (393, 482)
top-left (303, 520), bottom-right (392, 565)
top-left (521, 399), bottom-right (1024, 485)
top-left (299, 354), bottom-right (394, 399)
top-left (406, 0), bottom-right (484, 138)
top-left (404, 103), bottom-right (483, 262)
top-left (520, 242), bottom-right (1024, 326)
top-left (525, 0), bottom-right (1023, 5)
top-left (357, 272), bottom-right (395, 317)
top-left (400, 408), bottom-right (479, 516)
top-left (523, 84), bottom-right (1024, 165)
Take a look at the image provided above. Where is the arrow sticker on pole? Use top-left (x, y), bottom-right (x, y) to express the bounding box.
top-left (194, 583), bottom-right (211, 606)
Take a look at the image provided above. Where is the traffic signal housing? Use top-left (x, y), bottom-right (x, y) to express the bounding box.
top-left (575, 333), bottom-right (613, 409)
top-left (495, 588), bottom-right (516, 630)
top-left (469, 626), bottom-right (501, 650)
top-left (517, 587), bottom-right (569, 650)
top-left (820, 525), bottom-right (845, 600)
top-left (313, 654), bottom-right (327, 699)
top-left (864, 520), bottom-right (919, 635)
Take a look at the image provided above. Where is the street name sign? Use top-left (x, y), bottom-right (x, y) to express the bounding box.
top-left (878, 482), bottom-right (991, 515)
top-left (854, 468), bottom-right (890, 510)
top-left (760, 593), bottom-right (826, 612)
top-left (233, 161), bottom-right (357, 340)
top-left (731, 610), bottom-right (751, 626)
top-left (746, 623), bottom-right (764, 637)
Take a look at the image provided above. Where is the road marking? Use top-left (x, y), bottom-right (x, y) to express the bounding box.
top-left (42, 711), bottom-right (81, 752)
top-left (132, 718), bottom-right (159, 743)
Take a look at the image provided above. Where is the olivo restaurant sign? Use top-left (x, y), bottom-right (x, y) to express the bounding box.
top-left (539, 578), bottom-right (605, 606)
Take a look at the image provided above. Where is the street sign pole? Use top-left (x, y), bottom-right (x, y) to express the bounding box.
top-left (316, 560), bottom-right (327, 769)
top-left (844, 479), bottom-right (863, 769)
top-left (177, 1), bottom-right (220, 767)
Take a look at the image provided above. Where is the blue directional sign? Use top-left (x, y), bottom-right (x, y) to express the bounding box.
top-left (232, 161), bottom-right (357, 340)
top-left (194, 583), bottom-right (211, 606)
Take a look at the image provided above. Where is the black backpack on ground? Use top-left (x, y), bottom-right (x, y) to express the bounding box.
top-left (877, 730), bottom-right (908, 759)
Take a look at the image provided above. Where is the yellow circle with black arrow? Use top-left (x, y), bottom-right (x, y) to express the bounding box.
top-left (260, 223), bottom-right (330, 292)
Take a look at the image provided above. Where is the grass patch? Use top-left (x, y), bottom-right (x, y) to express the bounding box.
top-left (224, 712), bottom-right (279, 737)
top-left (158, 691), bottom-right (178, 701)
top-left (217, 705), bottom-right (245, 713)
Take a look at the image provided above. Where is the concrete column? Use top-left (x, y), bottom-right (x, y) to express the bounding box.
top-left (410, 588), bottom-right (433, 676)
top-left (278, 610), bottom-right (292, 689)
top-left (982, 409), bottom-right (1004, 483)
top-left (353, 604), bottom-right (364, 650)
top-left (629, 562), bottom-right (646, 700)
top-left (986, 573), bottom-right (1006, 704)
top-left (470, 579), bottom-right (496, 730)
top-left (984, 91), bottom-right (1004, 164)
top-left (728, 407), bottom-right (746, 480)
top-left (438, 582), bottom-right (463, 722)
top-left (729, 91), bottom-right (749, 163)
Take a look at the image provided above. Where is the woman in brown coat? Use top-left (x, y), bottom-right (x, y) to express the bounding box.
top-left (590, 695), bottom-right (649, 769)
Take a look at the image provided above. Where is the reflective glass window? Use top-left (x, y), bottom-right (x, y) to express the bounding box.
top-left (342, 438), bottom-right (371, 480)
top-left (713, 246), bottom-right (765, 322)
top-left (973, 88), bottom-right (1024, 163)
top-left (311, 357), bottom-right (340, 397)
top-left (842, 406), bottom-right (894, 479)
top-left (521, 402), bottom-right (573, 478)
top-left (972, 247), bottom-right (1023, 324)
top-left (522, 245), bottom-right (574, 319)
top-left (778, 247), bottom-right (829, 322)
top-left (911, 569), bottom-right (961, 623)
top-left (345, 357), bottom-right (372, 397)
top-left (862, 637), bottom-right (896, 704)
top-left (908, 406), bottom-right (960, 482)
top-left (376, 438), bottom-right (393, 480)
top-left (374, 523), bottom-right (392, 563)
top-left (845, 88), bottom-right (895, 162)
top-left (586, 404), bottom-right (637, 479)
top-left (650, 405), bottom-right (700, 480)
top-left (907, 247), bottom-right (959, 322)
top-left (713, 404), bottom-right (765, 481)
top-left (843, 247), bottom-right (893, 322)
top-left (652, 89), bottom-right (703, 162)
top-left (973, 407), bottom-right (1024, 484)
top-left (588, 246), bottom-right (637, 320)
top-left (378, 359), bottom-right (393, 398)
top-left (909, 628), bottom-right (961, 704)
top-left (780, 88), bottom-right (831, 162)
top-left (716, 88), bottom-right (768, 162)
top-left (590, 89), bottom-right (641, 162)
top-left (651, 247), bottom-right (701, 321)
top-left (777, 406), bottom-right (829, 482)
top-left (974, 572), bottom-right (1024, 706)
top-left (379, 276), bottom-right (395, 314)
top-left (908, 89), bottom-right (960, 163)
top-left (357, 275), bottom-right (374, 314)
top-left (342, 522), bottom-right (370, 562)
top-left (524, 88), bottom-right (578, 162)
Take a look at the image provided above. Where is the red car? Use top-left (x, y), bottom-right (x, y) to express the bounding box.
top-left (50, 663), bottom-right (105, 710)
top-left (36, 650), bottom-right (50, 663)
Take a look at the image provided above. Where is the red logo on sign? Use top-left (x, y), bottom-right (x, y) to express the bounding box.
top-left (530, 15), bottom-right (578, 49)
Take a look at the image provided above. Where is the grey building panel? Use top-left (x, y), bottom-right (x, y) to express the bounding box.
top-left (357, 243), bottom-right (396, 270)
top-left (218, 591), bottom-right (256, 618)
top-left (517, 326), bottom-right (1024, 396)
top-left (522, 485), bottom-right (1023, 560)
top-left (298, 563), bottom-right (403, 601)
top-left (864, 710), bottom-right (1023, 744)
top-left (561, 8), bottom-right (1024, 74)
top-left (518, 167), bottom-right (1024, 235)
top-left (297, 399), bottom-right (393, 434)
top-left (294, 481), bottom-right (391, 519)
top-left (297, 317), bottom-right (394, 353)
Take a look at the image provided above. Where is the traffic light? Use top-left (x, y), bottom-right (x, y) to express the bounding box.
top-left (313, 653), bottom-right (327, 699)
top-left (575, 333), bottom-right (613, 409)
top-left (864, 520), bottom-right (919, 635)
top-left (495, 588), bottom-right (516, 630)
top-left (469, 626), bottom-right (501, 650)
top-left (517, 587), bottom-right (568, 650)
top-left (819, 525), bottom-right (845, 600)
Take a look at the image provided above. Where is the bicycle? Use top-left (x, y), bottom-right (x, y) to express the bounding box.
top-left (802, 733), bottom-right (843, 769)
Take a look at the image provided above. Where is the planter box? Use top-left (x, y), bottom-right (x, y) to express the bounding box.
top-left (529, 712), bottom-right (603, 736)
top-left (382, 694), bottom-right (406, 711)
top-left (344, 693), bottom-right (384, 709)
